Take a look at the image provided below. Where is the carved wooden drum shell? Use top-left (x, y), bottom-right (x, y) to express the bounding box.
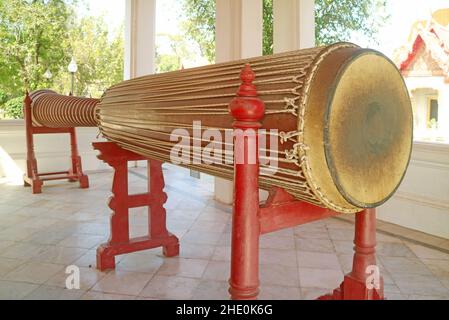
top-left (36, 42), bottom-right (410, 214)
top-left (30, 90), bottom-right (99, 128)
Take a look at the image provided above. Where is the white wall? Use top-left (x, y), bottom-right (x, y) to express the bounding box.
top-left (273, 0), bottom-right (315, 53)
top-left (214, 0), bottom-right (264, 204)
top-left (124, 0), bottom-right (156, 79)
top-left (0, 120), bottom-right (108, 181)
top-left (406, 76), bottom-right (449, 141)
top-left (378, 141), bottom-right (449, 239)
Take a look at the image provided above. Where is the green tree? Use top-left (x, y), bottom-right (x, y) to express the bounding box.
top-left (315, 0), bottom-right (388, 45)
top-left (156, 33), bottom-right (195, 73)
top-left (1, 97), bottom-right (23, 119)
top-left (53, 16), bottom-right (124, 97)
top-left (182, 0), bottom-right (389, 61)
top-left (263, 0), bottom-right (274, 56)
top-left (0, 0), bottom-right (124, 118)
top-left (0, 0), bottom-right (75, 96)
top-left (181, 0), bottom-right (216, 63)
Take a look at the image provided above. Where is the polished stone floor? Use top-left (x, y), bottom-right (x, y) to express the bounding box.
top-left (0, 164), bottom-right (448, 300)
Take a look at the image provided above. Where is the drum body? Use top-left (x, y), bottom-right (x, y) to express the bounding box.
top-left (30, 90), bottom-right (99, 128)
top-left (94, 43), bottom-right (412, 213)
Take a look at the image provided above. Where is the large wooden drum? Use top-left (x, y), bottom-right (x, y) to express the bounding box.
top-left (95, 42), bottom-right (412, 213)
top-left (30, 90), bottom-right (98, 128)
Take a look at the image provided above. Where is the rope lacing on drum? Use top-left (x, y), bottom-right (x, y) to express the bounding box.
top-left (283, 97), bottom-right (298, 116)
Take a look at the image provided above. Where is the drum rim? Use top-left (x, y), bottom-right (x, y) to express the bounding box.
top-left (322, 49), bottom-right (413, 208)
top-left (299, 42), bottom-right (361, 213)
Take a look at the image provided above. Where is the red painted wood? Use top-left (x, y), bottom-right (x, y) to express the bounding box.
top-left (228, 64), bottom-right (265, 300)
top-left (93, 142), bottom-right (179, 271)
top-left (259, 188), bottom-right (339, 234)
top-left (22, 91), bottom-right (89, 193)
top-left (228, 65), bottom-right (384, 300)
top-left (318, 209), bottom-right (384, 300)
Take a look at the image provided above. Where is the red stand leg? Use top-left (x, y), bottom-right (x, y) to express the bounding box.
top-left (319, 209), bottom-right (384, 300)
top-left (228, 65), bottom-right (265, 300)
top-left (68, 127), bottom-right (89, 188)
top-left (93, 142), bottom-right (179, 271)
top-left (22, 92), bottom-right (89, 193)
top-left (226, 65), bottom-right (384, 300)
top-left (23, 93), bottom-right (43, 194)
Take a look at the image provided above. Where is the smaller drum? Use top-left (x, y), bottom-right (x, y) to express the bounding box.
top-left (29, 90), bottom-right (99, 128)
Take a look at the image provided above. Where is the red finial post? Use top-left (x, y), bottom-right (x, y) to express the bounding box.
top-left (228, 64), bottom-right (265, 300)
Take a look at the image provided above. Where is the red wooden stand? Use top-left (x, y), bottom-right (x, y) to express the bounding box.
top-left (23, 92), bottom-right (89, 194)
top-left (93, 142), bottom-right (179, 271)
top-left (228, 64), bottom-right (384, 300)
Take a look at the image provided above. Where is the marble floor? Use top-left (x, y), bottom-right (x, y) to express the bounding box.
top-left (0, 164), bottom-right (448, 300)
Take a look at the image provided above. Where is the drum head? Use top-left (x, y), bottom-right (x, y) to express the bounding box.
top-left (304, 47), bottom-right (413, 211)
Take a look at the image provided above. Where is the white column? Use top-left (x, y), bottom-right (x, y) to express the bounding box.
top-left (273, 0), bottom-right (315, 53)
top-left (214, 0), bottom-right (263, 204)
top-left (124, 0), bottom-right (156, 79)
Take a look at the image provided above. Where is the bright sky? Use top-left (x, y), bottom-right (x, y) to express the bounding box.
top-left (77, 0), bottom-right (449, 60)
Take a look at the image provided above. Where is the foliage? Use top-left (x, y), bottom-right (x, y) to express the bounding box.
top-left (181, 0), bottom-right (216, 63)
top-left (53, 16), bottom-right (124, 97)
top-left (0, 0), bottom-right (124, 119)
top-left (156, 33), bottom-right (196, 73)
top-left (181, 0), bottom-right (389, 62)
top-left (262, 0), bottom-right (274, 56)
top-left (156, 54), bottom-right (181, 73)
top-left (315, 0), bottom-right (389, 45)
top-left (0, 0), bottom-right (75, 97)
top-left (1, 97), bottom-right (23, 119)
top-left (0, 90), bottom-right (7, 105)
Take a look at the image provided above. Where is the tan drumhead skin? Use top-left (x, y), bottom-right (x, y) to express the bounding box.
top-left (303, 45), bottom-right (413, 211)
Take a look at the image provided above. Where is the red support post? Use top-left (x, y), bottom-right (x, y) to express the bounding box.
top-left (319, 208), bottom-right (384, 300)
top-left (226, 65), bottom-right (383, 300)
top-left (93, 142), bottom-right (179, 271)
top-left (22, 92), bottom-right (89, 193)
top-left (23, 92), bottom-right (42, 194)
top-left (228, 64), bottom-right (265, 300)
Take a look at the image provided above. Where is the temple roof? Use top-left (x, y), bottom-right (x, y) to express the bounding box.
top-left (398, 9), bottom-right (449, 78)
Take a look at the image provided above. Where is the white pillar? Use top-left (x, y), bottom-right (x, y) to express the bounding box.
top-left (214, 0), bottom-right (263, 204)
top-left (124, 0), bottom-right (156, 79)
top-left (273, 0), bottom-right (315, 53)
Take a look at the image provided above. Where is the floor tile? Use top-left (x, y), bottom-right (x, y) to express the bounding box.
top-left (258, 285), bottom-right (301, 300)
top-left (379, 256), bottom-right (434, 275)
top-left (296, 238), bottom-right (335, 253)
top-left (3, 261), bottom-right (64, 284)
top-left (297, 252), bottom-right (341, 270)
top-left (140, 275), bottom-right (200, 299)
top-left (91, 270), bottom-right (153, 296)
top-left (202, 261), bottom-right (230, 282)
top-left (299, 268), bottom-right (344, 289)
top-left (81, 291), bottom-right (136, 300)
top-left (406, 244), bottom-right (449, 261)
top-left (116, 253), bottom-right (164, 274)
top-left (45, 266), bottom-right (106, 290)
top-left (0, 257), bottom-right (25, 277)
top-left (179, 243), bottom-right (216, 260)
top-left (211, 246), bottom-right (230, 262)
top-left (392, 273), bottom-right (449, 297)
top-left (192, 280), bottom-right (229, 300)
top-left (24, 285), bottom-right (85, 300)
top-left (1, 168), bottom-right (449, 300)
top-left (260, 264), bottom-right (299, 287)
top-left (156, 258), bottom-right (208, 278)
top-left (300, 287), bottom-right (334, 300)
top-left (32, 246), bottom-right (88, 264)
top-left (58, 234), bottom-right (105, 249)
top-left (421, 259), bottom-right (449, 277)
top-left (260, 234), bottom-right (295, 250)
top-left (0, 281), bottom-right (39, 299)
